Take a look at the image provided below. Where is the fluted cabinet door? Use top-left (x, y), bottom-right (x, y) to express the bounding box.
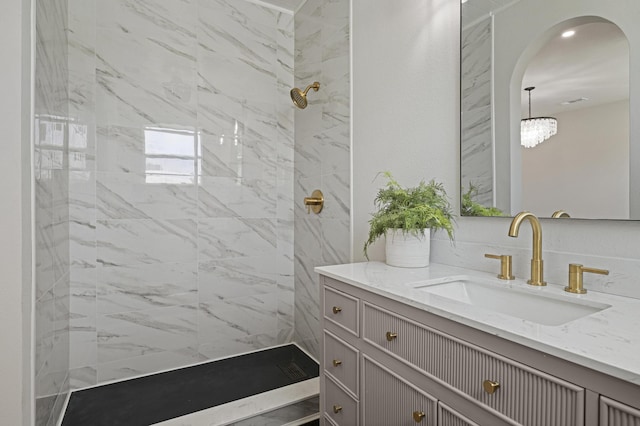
top-left (600, 396), bottom-right (640, 426)
top-left (437, 402), bottom-right (480, 426)
top-left (362, 355), bottom-right (437, 426)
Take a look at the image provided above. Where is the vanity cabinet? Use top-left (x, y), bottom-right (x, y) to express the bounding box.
top-left (599, 397), bottom-right (640, 426)
top-left (319, 274), bottom-right (640, 426)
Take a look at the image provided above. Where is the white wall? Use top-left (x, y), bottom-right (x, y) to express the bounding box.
top-left (352, 0), bottom-right (459, 262)
top-left (522, 100), bottom-right (629, 219)
top-left (0, 0), bottom-right (33, 424)
top-left (352, 0), bottom-right (640, 301)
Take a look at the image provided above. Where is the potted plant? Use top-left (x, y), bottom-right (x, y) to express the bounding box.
top-left (364, 172), bottom-right (455, 267)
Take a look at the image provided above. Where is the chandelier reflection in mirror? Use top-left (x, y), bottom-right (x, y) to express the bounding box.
top-left (521, 86), bottom-right (558, 148)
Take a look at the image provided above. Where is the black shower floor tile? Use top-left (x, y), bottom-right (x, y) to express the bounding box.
top-left (62, 344), bottom-right (319, 426)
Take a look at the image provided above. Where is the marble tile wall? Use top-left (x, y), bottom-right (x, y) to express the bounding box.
top-left (293, 0), bottom-right (351, 359)
top-left (461, 17), bottom-right (493, 206)
top-left (34, 0), bottom-right (71, 423)
top-left (67, 0), bottom-right (295, 387)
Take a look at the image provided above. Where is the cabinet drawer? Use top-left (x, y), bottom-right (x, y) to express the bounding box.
top-left (600, 396), bottom-right (640, 426)
top-left (324, 286), bottom-right (359, 336)
top-left (362, 355), bottom-right (437, 426)
top-left (324, 330), bottom-right (359, 397)
top-left (438, 402), bottom-right (480, 426)
top-left (363, 302), bottom-right (584, 426)
top-left (324, 375), bottom-right (358, 426)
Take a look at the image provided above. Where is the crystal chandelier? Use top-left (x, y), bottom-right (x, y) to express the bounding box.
top-left (520, 86), bottom-right (557, 148)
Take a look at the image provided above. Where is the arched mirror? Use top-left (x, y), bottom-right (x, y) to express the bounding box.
top-left (460, 0), bottom-right (639, 220)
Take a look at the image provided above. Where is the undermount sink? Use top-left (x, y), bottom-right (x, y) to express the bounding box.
top-left (410, 277), bottom-right (611, 326)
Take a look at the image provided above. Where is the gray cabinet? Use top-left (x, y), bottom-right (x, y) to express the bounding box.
top-left (362, 355), bottom-right (437, 425)
top-left (438, 402), bottom-right (480, 426)
top-left (600, 396), bottom-right (640, 426)
top-left (319, 274), bottom-right (640, 426)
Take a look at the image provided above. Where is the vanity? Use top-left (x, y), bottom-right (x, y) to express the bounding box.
top-left (316, 262), bottom-right (640, 426)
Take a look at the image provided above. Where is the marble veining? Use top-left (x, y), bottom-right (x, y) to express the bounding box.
top-left (67, 0), bottom-right (296, 387)
top-left (316, 262), bottom-right (640, 386)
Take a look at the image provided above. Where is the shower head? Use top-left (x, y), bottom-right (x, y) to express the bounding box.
top-left (290, 82), bottom-right (320, 109)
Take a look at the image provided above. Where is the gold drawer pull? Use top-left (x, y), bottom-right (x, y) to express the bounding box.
top-left (386, 331), bottom-right (398, 341)
top-left (332, 359), bottom-right (342, 367)
top-left (332, 306), bottom-right (342, 314)
top-left (483, 380), bottom-right (500, 394)
top-left (333, 405), bottom-right (343, 413)
top-left (413, 411), bottom-right (426, 422)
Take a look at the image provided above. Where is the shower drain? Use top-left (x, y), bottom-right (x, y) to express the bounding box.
top-left (278, 361), bottom-right (309, 380)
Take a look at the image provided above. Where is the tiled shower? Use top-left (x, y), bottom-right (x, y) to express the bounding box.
top-left (34, 0), bottom-right (350, 424)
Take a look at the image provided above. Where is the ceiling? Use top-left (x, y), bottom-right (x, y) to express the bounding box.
top-left (462, 0), bottom-right (630, 117)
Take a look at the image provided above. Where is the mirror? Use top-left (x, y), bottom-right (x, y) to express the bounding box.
top-left (460, 0), bottom-right (640, 220)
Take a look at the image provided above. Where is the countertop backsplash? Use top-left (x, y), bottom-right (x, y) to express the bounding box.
top-left (431, 217), bottom-right (640, 300)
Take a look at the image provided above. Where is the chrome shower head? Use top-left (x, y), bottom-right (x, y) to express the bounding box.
top-left (290, 82), bottom-right (320, 109)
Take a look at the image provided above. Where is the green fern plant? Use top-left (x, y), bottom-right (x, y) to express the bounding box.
top-left (364, 172), bottom-right (455, 259)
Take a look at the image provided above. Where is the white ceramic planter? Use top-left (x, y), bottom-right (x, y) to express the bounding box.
top-left (385, 228), bottom-right (431, 268)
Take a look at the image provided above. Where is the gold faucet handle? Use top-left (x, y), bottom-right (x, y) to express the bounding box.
top-left (484, 254), bottom-right (515, 280)
top-left (303, 189), bottom-right (324, 214)
top-left (565, 263), bottom-right (609, 294)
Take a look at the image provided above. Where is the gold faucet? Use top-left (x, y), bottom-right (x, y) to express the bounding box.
top-left (508, 212), bottom-right (546, 286)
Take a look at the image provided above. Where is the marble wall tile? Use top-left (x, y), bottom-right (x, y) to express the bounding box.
top-left (97, 304), bottom-right (198, 364)
top-left (198, 177), bottom-right (277, 218)
top-left (198, 218), bottom-right (276, 260)
top-left (198, 331), bottom-right (279, 361)
top-left (293, 0), bottom-right (350, 359)
top-left (68, 0), bottom-right (96, 122)
top-left (197, 0), bottom-right (279, 67)
top-left (69, 268), bottom-right (97, 370)
top-left (97, 262), bottom-right (198, 315)
top-left (97, 172), bottom-right (197, 220)
top-left (68, 0), bottom-right (294, 385)
top-left (318, 126), bottom-right (350, 175)
top-left (198, 257), bottom-right (278, 302)
top-left (96, 219), bottom-right (197, 267)
top-left (196, 67), bottom-right (277, 141)
top-left (199, 135), bottom-right (278, 181)
top-left (97, 347), bottom-right (205, 384)
top-left (319, 172), bottom-right (350, 220)
top-left (94, 0), bottom-right (198, 128)
top-left (69, 367), bottom-right (97, 389)
top-left (198, 293), bottom-right (279, 342)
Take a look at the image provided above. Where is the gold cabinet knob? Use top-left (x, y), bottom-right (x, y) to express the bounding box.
top-left (332, 359), bottom-right (342, 367)
top-left (483, 380), bottom-right (500, 394)
top-left (333, 405), bottom-right (342, 414)
top-left (413, 411), bottom-right (426, 422)
top-left (386, 332), bottom-right (398, 341)
top-left (332, 306), bottom-right (342, 314)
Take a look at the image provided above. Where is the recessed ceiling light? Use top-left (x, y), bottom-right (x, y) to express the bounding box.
top-left (562, 30), bottom-right (576, 38)
top-left (461, 0), bottom-right (468, 3)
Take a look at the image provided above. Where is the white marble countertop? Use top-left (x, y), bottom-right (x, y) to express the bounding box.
top-left (315, 261), bottom-right (640, 386)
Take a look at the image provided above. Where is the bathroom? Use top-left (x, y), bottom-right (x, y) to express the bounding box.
top-left (2, 0), bottom-right (640, 425)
